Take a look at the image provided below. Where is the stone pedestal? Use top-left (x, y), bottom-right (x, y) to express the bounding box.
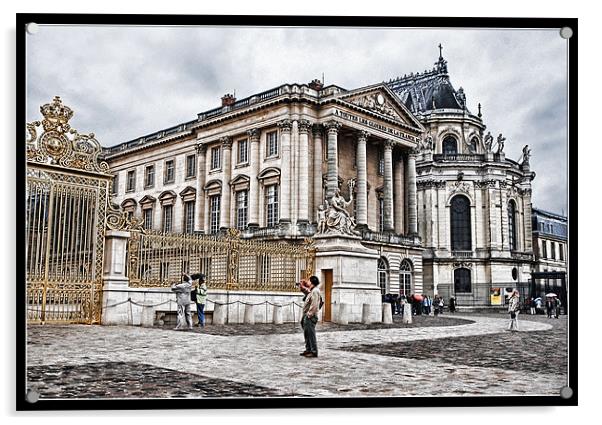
top-left (272, 304), bottom-right (283, 324)
top-left (402, 303), bottom-right (413, 324)
top-left (334, 303), bottom-right (349, 325)
top-left (315, 235), bottom-right (381, 323)
top-left (361, 304), bottom-right (372, 324)
top-left (101, 230), bottom-right (131, 325)
top-left (382, 303), bottom-right (393, 324)
top-left (213, 303), bottom-right (227, 325)
top-left (244, 304), bottom-right (255, 324)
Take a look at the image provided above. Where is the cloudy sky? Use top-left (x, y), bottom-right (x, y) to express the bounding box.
top-left (25, 25), bottom-right (568, 214)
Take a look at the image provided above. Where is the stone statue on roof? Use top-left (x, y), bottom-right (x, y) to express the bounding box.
top-left (484, 131), bottom-right (494, 153)
top-left (521, 144), bottom-right (531, 165)
top-left (496, 133), bottom-right (506, 154)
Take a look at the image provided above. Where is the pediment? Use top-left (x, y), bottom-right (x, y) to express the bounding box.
top-left (338, 84), bottom-right (423, 130)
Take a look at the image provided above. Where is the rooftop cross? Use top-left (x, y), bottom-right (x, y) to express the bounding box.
top-left (438, 43), bottom-right (443, 59)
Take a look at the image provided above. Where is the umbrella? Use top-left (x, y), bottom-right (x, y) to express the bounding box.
top-left (546, 293), bottom-right (558, 297)
top-left (413, 294), bottom-right (424, 302)
top-left (533, 297), bottom-right (542, 303)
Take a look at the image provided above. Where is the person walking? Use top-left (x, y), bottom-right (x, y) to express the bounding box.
top-left (300, 276), bottom-right (322, 358)
top-left (171, 274), bottom-right (193, 330)
top-left (529, 297), bottom-right (536, 315)
top-left (545, 297), bottom-right (554, 318)
top-left (507, 289), bottom-right (520, 332)
top-left (194, 274), bottom-right (208, 327)
top-left (554, 297), bottom-right (562, 318)
top-left (449, 297), bottom-right (456, 314)
top-left (438, 296), bottom-right (444, 315)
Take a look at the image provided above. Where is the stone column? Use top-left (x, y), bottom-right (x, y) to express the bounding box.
top-left (394, 154), bottom-right (405, 234)
top-left (383, 140), bottom-right (394, 231)
top-left (298, 119), bottom-right (311, 222)
top-left (324, 120), bottom-right (341, 200)
top-left (356, 131), bottom-right (369, 227)
top-left (220, 137), bottom-right (232, 229)
top-left (407, 149), bottom-right (418, 235)
top-left (101, 230), bottom-right (131, 325)
top-left (312, 124), bottom-right (324, 219)
top-left (523, 189), bottom-right (533, 252)
top-left (278, 120), bottom-right (292, 223)
top-left (247, 128), bottom-right (261, 227)
top-left (195, 144), bottom-right (207, 232)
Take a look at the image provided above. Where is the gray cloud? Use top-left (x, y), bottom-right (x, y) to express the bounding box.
top-left (25, 25), bottom-right (568, 213)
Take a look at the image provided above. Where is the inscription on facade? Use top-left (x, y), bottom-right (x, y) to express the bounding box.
top-left (334, 109), bottom-right (420, 143)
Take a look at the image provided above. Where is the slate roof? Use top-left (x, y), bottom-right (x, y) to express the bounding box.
top-left (386, 53), bottom-right (468, 114)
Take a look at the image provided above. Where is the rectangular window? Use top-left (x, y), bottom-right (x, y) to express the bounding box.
top-left (186, 154), bottom-right (196, 178)
top-left (559, 244), bottom-right (564, 261)
top-left (542, 240), bottom-right (548, 258)
top-left (126, 170), bottom-right (136, 192)
top-left (379, 198), bottom-right (384, 232)
top-left (144, 165), bottom-right (155, 188)
top-left (143, 208), bottom-right (153, 230)
top-left (164, 159), bottom-right (175, 184)
top-left (210, 195), bottom-right (221, 234)
top-left (112, 174), bottom-right (119, 194)
top-left (236, 190), bottom-right (249, 230)
top-left (238, 139), bottom-right (249, 164)
top-left (162, 205), bottom-right (173, 232)
top-left (211, 146), bottom-right (221, 170)
top-left (184, 201), bottom-right (195, 234)
top-left (266, 131), bottom-right (278, 157)
top-left (551, 241), bottom-right (556, 260)
top-left (265, 185), bottom-right (279, 227)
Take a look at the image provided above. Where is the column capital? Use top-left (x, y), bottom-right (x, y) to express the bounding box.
top-left (195, 143), bottom-right (207, 155)
top-left (324, 120), bottom-right (342, 134)
top-left (277, 119), bottom-right (292, 133)
top-left (247, 128), bottom-right (261, 142)
top-left (220, 136), bottom-right (233, 149)
top-left (312, 123), bottom-right (323, 137)
top-left (298, 119), bottom-right (312, 134)
top-left (409, 147), bottom-right (420, 157)
top-left (384, 139), bottom-right (395, 150)
top-left (357, 130), bottom-right (370, 143)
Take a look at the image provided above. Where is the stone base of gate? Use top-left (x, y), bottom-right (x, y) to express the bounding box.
top-left (314, 234), bottom-right (382, 323)
top-left (101, 287), bottom-right (305, 326)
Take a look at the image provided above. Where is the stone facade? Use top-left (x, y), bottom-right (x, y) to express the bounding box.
top-left (104, 81), bottom-right (425, 321)
top-left (531, 208), bottom-right (567, 274)
top-left (387, 51), bottom-right (536, 307)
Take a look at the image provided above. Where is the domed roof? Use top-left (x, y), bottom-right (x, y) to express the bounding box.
top-left (386, 49), bottom-right (467, 114)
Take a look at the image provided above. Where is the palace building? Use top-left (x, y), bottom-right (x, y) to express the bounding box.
top-left (104, 49), bottom-right (539, 309)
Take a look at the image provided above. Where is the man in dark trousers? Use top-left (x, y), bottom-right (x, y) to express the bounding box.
top-left (300, 276), bottom-right (321, 358)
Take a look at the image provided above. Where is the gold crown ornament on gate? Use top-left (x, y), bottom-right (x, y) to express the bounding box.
top-left (26, 96), bottom-right (110, 174)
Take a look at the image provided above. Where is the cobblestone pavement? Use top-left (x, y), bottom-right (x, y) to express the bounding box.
top-left (170, 314), bottom-right (473, 336)
top-left (26, 314), bottom-right (566, 399)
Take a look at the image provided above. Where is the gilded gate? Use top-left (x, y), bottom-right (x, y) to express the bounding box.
top-left (25, 97), bottom-right (122, 324)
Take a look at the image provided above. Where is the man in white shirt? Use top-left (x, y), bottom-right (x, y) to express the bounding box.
top-left (300, 276), bottom-right (321, 358)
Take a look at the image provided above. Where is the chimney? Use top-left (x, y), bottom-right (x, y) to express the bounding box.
top-left (308, 79), bottom-right (323, 91)
top-left (221, 93), bottom-right (236, 107)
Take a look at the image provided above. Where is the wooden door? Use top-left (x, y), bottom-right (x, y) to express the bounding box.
top-left (323, 269), bottom-right (333, 322)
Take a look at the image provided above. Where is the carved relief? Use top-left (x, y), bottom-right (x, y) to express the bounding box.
top-left (348, 92), bottom-right (399, 119)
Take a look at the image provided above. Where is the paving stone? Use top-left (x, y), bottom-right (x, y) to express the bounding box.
top-left (25, 314), bottom-right (567, 399)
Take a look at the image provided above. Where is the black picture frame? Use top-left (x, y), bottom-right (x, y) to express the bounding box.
top-left (16, 13), bottom-right (578, 411)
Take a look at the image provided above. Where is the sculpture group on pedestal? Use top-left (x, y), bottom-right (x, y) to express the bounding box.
top-left (316, 180), bottom-right (360, 236)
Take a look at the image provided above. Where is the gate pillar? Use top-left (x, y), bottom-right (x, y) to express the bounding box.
top-left (101, 230), bottom-right (131, 325)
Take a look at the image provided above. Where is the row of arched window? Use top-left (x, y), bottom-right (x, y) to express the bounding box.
top-left (377, 258), bottom-right (413, 296)
top-left (450, 194), bottom-right (519, 252)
